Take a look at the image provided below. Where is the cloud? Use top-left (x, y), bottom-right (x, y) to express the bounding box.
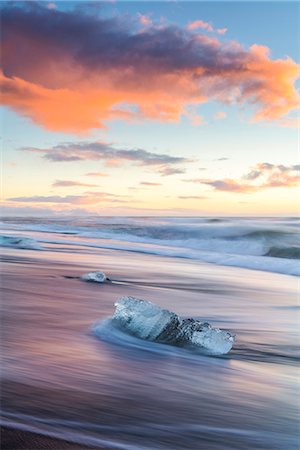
top-left (158, 167), bottom-right (186, 176)
top-left (21, 141), bottom-right (189, 175)
top-left (199, 179), bottom-right (258, 193)
top-left (184, 163), bottom-right (300, 193)
top-left (187, 20), bottom-right (214, 33)
top-left (8, 191), bottom-right (130, 205)
top-left (52, 180), bottom-right (98, 187)
top-left (138, 13), bottom-right (152, 27)
top-left (1, 3), bottom-right (299, 132)
top-left (85, 172), bottom-right (108, 177)
top-left (214, 111), bottom-right (227, 120)
top-left (243, 163), bottom-right (300, 188)
top-left (140, 182), bottom-right (162, 186)
top-left (217, 28), bottom-right (227, 35)
top-left (178, 195), bottom-right (208, 199)
top-left (187, 20), bottom-right (227, 35)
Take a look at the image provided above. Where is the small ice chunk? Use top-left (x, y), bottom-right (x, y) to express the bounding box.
top-left (112, 296), bottom-right (235, 355)
top-left (81, 271), bottom-right (107, 283)
top-left (113, 297), bottom-right (179, 341)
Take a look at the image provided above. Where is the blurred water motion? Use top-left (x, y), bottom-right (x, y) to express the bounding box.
top-left (1, 239), bottom-right (299, 449)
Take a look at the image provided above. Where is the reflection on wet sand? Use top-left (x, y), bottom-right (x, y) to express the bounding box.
top-left (1, 246), bottom-right (299, 449)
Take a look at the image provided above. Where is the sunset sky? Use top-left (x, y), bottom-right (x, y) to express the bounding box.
top-left (1, 1), bottom-right (299, 216)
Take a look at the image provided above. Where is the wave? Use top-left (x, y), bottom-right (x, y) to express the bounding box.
top-left (264, 246), bottom-right (300, 259)
top-left (0, 235), bottom-right (42, 250)
top-left (1, 217), bottom-right (299, 276)
top-left (50, 237), bottom-right (300, 276)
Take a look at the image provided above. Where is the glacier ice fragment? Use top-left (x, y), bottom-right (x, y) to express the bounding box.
top-left (81, 271), bottom-right (107, 283)
top-left (112, 296), bottom-right (235, 355)
top-left (113, 296), bottom-right (179, 341)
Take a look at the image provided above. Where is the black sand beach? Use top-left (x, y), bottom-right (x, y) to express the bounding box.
top-left (1, 240), bottom-right (299, 449)
top-left (1, 427), bottom-right (101, 450)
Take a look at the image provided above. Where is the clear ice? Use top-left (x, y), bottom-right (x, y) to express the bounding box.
top-left (81, 271), bottom-right (107, 283)
top-left (113, 297), bottom-right (235, 355)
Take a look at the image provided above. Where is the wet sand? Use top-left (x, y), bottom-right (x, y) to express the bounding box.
top-left (1, 427), bottom-right (101, 450)
top-left (1, 246), bottom-right (299, 449)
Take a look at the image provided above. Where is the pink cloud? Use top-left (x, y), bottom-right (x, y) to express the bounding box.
top-left (214, 111), bottom-right (227, 120)
top-left (217, 28), bottom-right (227, 35)
top-left (187, 20), bottom-right (227, 35)
top-left (187, 20), bottom-right (214, 32)
top-left (185, 163), bottom-right (300, 193)
top-left (138, 13), bottom-right (152, 27)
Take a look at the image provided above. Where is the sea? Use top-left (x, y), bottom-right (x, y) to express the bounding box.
top-left (1, 216), bottom-right (299, 276)
top-left (1, 216), bottom-right (299, 449)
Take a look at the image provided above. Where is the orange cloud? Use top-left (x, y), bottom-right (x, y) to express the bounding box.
top-left (1, 4), bottom-right (299, 133)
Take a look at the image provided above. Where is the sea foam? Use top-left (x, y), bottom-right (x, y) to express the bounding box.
top-left (112, 296), bottom-right (235, 355)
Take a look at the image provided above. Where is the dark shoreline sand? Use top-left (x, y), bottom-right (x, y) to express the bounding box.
top-left (1, 426), bottom-right (104, 449)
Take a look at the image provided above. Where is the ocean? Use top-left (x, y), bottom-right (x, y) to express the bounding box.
top-left (1, 216), bottom-right (299, 275)
top-left (1, 216), bottom-right (299, 449)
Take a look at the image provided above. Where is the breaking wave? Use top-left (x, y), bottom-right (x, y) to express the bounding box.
top-left (264, 246), bottom-right (300, 259)
top-left (1, 217), bottom-right (299, 275)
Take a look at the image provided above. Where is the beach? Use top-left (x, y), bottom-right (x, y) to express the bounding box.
top-left (1, 427), bottom-right (100, 449)
top-left (2, 0), bottom-right (299, 447)
top-left (1, 218), bottom-right (299, 450)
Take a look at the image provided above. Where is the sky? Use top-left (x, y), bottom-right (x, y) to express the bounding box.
top-left (1, 0), bottom-right (299, 216)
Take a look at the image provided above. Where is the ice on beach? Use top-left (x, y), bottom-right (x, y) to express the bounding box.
top-left (191, 327), bottom-right (235, 355)
top-left (114, 297), bottom-right (179, 341)
top-left (81, 271), bottom-right (107, 283)
top-left (113, 296), bottom-right (235, 355)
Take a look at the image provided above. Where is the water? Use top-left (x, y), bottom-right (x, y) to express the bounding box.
top-left (1, 216), bottom-right (299, 275)
top-left (1, 216), bottom-right (299, 449)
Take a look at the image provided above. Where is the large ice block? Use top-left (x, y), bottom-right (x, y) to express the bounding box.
top-left (112, 296), bottom-right (235, 355)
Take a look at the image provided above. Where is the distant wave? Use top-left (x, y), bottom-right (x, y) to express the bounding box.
top-left (1, 217), bottom-right (299, 276)
top-left (0, 235), bottom-right (42, 250)
top-left (264, 246), bottom-right (300, 259)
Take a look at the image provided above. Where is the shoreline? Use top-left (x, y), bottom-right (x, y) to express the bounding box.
top-left (1, 245), bottom-right (298, 450)
top-left (1, 426), bottom-right (107, 450)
